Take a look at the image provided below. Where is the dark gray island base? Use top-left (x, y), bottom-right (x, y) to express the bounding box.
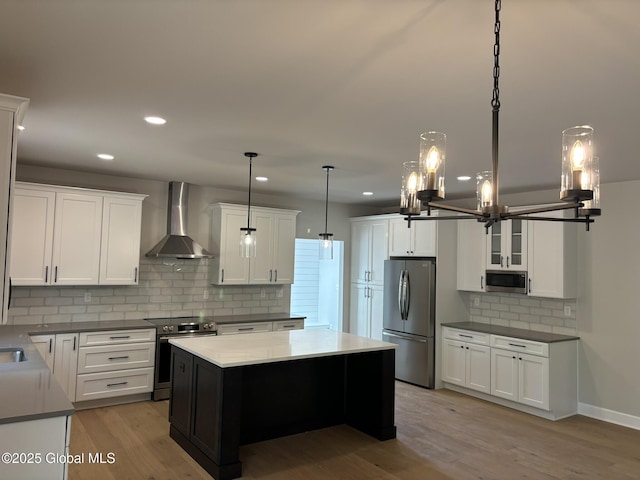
top-left (168, 334), bottom-right (396, 480)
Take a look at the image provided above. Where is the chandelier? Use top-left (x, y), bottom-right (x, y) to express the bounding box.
top-left (401, 0), bottom-right (601, 231)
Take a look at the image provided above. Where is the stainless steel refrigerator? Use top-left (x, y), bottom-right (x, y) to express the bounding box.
top-left (382, 257), bottom-right (436, 388)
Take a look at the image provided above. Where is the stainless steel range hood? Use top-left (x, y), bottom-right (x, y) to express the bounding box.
top-left (146, 181), bottom-right (213, 259)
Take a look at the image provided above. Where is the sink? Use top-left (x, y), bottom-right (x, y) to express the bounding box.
top-left (0, 348), bottom-right (28, 363)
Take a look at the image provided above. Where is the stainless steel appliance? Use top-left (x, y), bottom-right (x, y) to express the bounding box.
top-left (382, 257), bottom-right (435, 388)
top-left (485, 270), bottom-right (527, 293)
top-left (146, 316), bottom-right (217, 400)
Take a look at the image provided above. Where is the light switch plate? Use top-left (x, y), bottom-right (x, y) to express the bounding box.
top-left (564, 305), bottom-right (571, 316)
top-left (84, 292), bottom-right (91, 303)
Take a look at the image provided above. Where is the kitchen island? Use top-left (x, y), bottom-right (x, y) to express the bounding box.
top-left (169, 329), bottom-right (397, 480)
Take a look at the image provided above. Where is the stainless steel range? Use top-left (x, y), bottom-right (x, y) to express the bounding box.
top-left (146, 316), bottom-right (217, 400)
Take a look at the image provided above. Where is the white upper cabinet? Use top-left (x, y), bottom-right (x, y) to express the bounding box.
top-left (389, 215), bottom-right (437, 257)
top-left (210, 204), bottom-right (250, 284)
top-left (486, 218), bottom-right (528, 271)
top-left (52, 192), bottom-right (103, 285)
top-left (10, 188), bottom-right (55, 285)
top-left (527, 208), bottom-right (577, 298)
top-left (210, 203), bottom-right (299, 285)
top-left (457, 218), bottom-right (487, 292)
top-left (99, 196), bottom-right (144, 285)
top-left (10, 182), bottom-right (146, 286)
top-left (350, 217), bottom-right (388, 285)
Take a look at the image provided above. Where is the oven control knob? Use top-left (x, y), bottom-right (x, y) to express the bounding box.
top-left (203, 323), bottom-right (209, 330)
top-left (162, 325), bottom-right (169, 332)
top-left (169, 325), bottom-right (174, 332)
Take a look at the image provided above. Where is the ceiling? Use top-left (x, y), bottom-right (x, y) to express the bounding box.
top-left (1, 0), bottom-right (638, 205)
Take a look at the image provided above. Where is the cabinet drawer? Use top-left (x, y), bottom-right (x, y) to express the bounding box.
top-left (79, 328), bottom-right (155, 347)
top-left (273, 319), bottom-right (304, 331)
top-left (217, 322), bottom-right (273, 335)
top-left (491, 335), bottom-right (548, 357)
top-left (75, 367), bottom-right (154, 401)
top-left (442, 327), bottom-right (490, 345)
top-left (77, 342), bottom-right (155, 374)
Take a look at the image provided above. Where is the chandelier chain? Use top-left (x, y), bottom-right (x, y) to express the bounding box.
top-left (492, 0), bottom-right (501, 110)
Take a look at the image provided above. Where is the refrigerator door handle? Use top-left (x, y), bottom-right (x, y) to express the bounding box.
top-left (382, 331), bottom-right (428, 343)
top-left (403, 270), bottom-right (410, 321)
top-left (397, 270), bottom-right (405, 318)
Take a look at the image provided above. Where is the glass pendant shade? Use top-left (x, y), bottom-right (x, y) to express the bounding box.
top-left (561, 126), bottom-right (594, 200)
top-left (580, 156), bottom-right (601, 216)
top-left (319, 233), bottom-right (334, 260)
top-left (240, 228), bottom-right (256, 257)
top-left (476, 170), bottom-right (493, 211)
top-left (418, 131), bottom-right (446, 200)
top-left (400, 160), bottom-right (423, 214)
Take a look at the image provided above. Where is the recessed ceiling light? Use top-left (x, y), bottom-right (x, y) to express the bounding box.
top-left (17, 125), bottom-right (25, 131)
top-left (97, 153), bottom-right (115, 161)
top-left (255, 176), bottom-right (268, 182)
top-left (144, 116), bottom-right (166, 125)
top-left (457, 175), bottom-right (472, 181)
top-left (362, 192), bottom-right (373, 196)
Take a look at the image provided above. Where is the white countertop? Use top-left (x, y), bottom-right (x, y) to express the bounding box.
top-left (169, 329), bottom-right (397, 368)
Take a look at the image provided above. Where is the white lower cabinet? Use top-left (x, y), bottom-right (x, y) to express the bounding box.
top-left (53, 333), bottom-right (79, 402)
top-left (442, 328), bottom-right (490, 394)
top-left (0, 415), bottom-right (70, 480)
top-left (442, 327), bottom-right (577, 420)
top-left (350, 283), bottom-right (384, 340)
top-left (30, 333), bottom-right (56, 370)
top-left (217, 319), bottom-right (304, 335)
top-left (491, 348), bottom-right (549, 410)
top-left (75, 329), bottom-right (155, 403)
top-left (30, 328), bottom-right (155, 405)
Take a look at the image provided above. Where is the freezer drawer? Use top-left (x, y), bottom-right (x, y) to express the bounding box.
top-left (382, 330), bottom-right (434, 388)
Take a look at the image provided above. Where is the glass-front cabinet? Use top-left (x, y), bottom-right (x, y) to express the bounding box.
top-left (486, 219), bottom-right (527, 271)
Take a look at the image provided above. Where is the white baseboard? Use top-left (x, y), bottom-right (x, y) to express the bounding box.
top-left (578, 402), bottom-right (640, 431)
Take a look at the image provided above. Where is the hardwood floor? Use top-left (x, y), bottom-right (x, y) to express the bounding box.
top-left (69, 382), bottom-right (640, 479)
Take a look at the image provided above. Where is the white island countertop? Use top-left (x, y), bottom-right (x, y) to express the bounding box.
top-left (169, 329), bottom-right (397, 368)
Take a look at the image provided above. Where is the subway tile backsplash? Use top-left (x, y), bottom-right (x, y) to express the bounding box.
top-left (7, 258), bottom-right (291, 325)
top-left (463, 292), bottom-right (577, 336)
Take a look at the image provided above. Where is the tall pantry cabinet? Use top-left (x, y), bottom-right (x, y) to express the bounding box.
top-left (349, 216), bottom-right (388, 340)
top-left (0, 93), bottom-right (28, 324)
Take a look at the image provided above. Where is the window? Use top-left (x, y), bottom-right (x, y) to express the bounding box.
top-left (290, 239), bottom-right (343, 331)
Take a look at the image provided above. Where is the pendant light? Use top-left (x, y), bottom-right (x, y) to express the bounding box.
top-left (240, 152), bottom-right (257, 257)
top-left (401, 0), bottom-right (600, 231)
top-left (319, 165), bottom-right (334, 260)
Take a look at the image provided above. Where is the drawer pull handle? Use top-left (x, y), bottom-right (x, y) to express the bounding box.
top-left (108, 356), bottom-right (130, 360)
top-left (508, 343), bottom-right (527, 348)
top-left (459, 334), bottom-right (473, 338)
top-left (109, 336), bottom-right (131, 340)
top-left (281, 324), bottom-right (296, 329)
top-left (106, 381), bottom-right (128, 387)
top-left (238, 327), bottom-right (254, 331)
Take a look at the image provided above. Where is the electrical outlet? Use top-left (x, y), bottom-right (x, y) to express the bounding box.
top-left (84, 292), bottom-right (91, 303)
top-left (277, 288), bottom-right (283, 298)
top-left (473, 297), bottom-right (480, 307)
top-left (564, 305), bottom-right (571, 317)
top-left (203, 289), bottom-right (209, 300)
top-left (261, 289), bottom-right (266, 298)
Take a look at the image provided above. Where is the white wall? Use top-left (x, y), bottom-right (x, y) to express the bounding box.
top-left (577, 180), bottom-right (640, 421)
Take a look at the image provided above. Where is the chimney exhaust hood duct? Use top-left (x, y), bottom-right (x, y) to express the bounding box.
top-left (146, 181), bottom-right (213, 259)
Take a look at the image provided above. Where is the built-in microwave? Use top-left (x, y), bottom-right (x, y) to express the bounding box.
top-left (485, 270), bottom-right (527, 294)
